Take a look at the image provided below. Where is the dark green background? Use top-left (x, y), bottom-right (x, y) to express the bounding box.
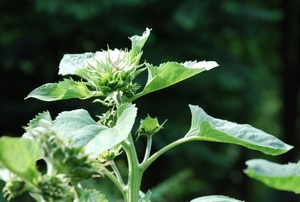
top-left (1, 0), bottom-right (299, 201)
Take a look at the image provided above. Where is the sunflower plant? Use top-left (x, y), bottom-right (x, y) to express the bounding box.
top-left (0, 28), bottom-right (294, 202)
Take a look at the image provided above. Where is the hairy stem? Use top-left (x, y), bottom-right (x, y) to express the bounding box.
top-left (122, 134), bottom-right (142, 202)
top-left (141, 136), bottom-right (152, 164)
top-left (110, 161), bottom-right (125, 185)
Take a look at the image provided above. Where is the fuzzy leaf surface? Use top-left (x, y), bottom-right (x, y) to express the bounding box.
top-left (58, 52), bottom-right (94, 76)
top-left (0, 137), bottom-right (40, 184)
top-left (53, 103), bottom-right (137, 158)
top-left (26, 79), bottom-right (93, 101)
top-left (130, 61), bottom-right (218, 101)
top-left (191, 195), bottom-right (244, 202)
top-left (186, 105), bottom-right (293, 155)
top-left (245, 159), bottom-right (300, 193)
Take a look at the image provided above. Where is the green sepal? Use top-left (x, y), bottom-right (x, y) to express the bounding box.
top-left (186, 105), bottom-right (293, 155)
top-left (245, 159), bottom-right (300, 193)
top-left (136, 115), bottom-right (167, 138)
top-left (25, 79), bottom-right (99, 101)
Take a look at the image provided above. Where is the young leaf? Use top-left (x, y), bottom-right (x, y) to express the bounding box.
top-left (0, 137), bottom-right (40, 185)
top-left (130, 27), bottom-right (151, 53)
top-left (23, 111), bottom-right (52, 131)
top-left (245, 159), bottom-right (300, 193)
top-left (191, 195), bottom-right (244, 202)
top-left (138, 190), bottom-right (152, 202)
top-left (186, 105), bottom-right (293, 155)
top-left (53, 103), bottom-right (137, 158)
top-left (25, 79), bottom-right (95, 101)
top-left (129, 61), bottom-right (218, 101)
top-left (58, 52), bottom-right (94, 76)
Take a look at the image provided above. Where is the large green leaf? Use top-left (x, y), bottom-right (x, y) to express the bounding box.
top-left (53, 109), bottom-right (107, 146)
top-left (0, 137), bottom-right (40, 185)
top-left (25, 79), bottom-right (97, 101)
top-left (185, 105), bottom-right (293, 155)
top-left (53, 103), bottom-right (137, 158)
top-left (245, 159), bottom-right (300, 193)
top-left (129, 61), bottom-right (218, 101)
top-left (191, 195), bottom-right (244, 202)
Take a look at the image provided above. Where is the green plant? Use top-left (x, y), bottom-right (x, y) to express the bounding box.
top-left (0, 28), bottom-right (293, 202)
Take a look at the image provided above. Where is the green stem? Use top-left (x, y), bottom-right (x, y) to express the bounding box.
top-left (140, 136), bottom-right (197, 172)
top-left (102, 167), bottom-right (126, 197)
top-left (141, 136), bottom-right (152, 164)
top-left (111, 161), bottom-right (125, 185)
top-left (122, 134), bottom-right (142, 202)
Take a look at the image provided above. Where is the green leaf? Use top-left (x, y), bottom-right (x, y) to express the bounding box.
top-left (244, 159), bottom-right (300, 193)
top-left (58, 52), bottom-right (94, 76)
top-left (53, 109), bottom-right (108, 147)
top-left (130, 61), bottom-right (218, 101)
top-left (191, 195), bottom-right (244, 202)
top-left (0, 137), bottom-right (40, 185)
top-left (78, 188), bottom-right (108, 202)
top-left (186, 105), bottom-right (293, 155)
top-left (138, 190), bottom-right (152, 202)
top-left (129, 27), bottom-right (151, 53)
top-left (53, 103), bottom-right (137, 158)
top-left (25, 79), bottom-right (95, 101)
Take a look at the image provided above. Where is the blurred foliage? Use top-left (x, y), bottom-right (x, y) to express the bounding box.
top-left (0, 0), bottom-right (299, 201)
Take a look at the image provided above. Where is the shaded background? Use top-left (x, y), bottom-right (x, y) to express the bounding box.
top-left (1, 0), bottom-right (300, 201)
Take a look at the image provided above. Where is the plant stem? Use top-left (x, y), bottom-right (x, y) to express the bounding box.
top-left (141, 136), bottom-right (152, 164)
top-left (140, 136), bottom-right (198, 172)
top-left (102, 167), bottom-right (126, 197)
top-left (122, 134), bottom-right (142, 202)
top-left (111, 161), bottom-right (125, 185)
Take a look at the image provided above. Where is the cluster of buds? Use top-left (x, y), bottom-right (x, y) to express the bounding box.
top-left (21, 113), bottom-right (107, 201)
top-left (2, 175), bottom-right (26, 201)
top-left (77, 48), bottom-right (144, 106)
top-left (37, 174), bottom-right (74, 202)
top-left (28, 119), bottom-right (103, 182)
top-left (136, 115), bottom-right (167, 138)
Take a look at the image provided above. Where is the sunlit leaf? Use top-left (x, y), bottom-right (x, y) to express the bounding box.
top-left (130, 27), bottom-right (151, 53)
top-left (0, 168), bottom-right (10, 182)
top-left (245, 159), bottom-right (300, 193)
top-left (130, 61), bottom-right (218, 101)
top-left (58, 52), bottom-right (94, 76)
top-left (191, 195), bottom-right (244, 202)
top-left (186, 105), bottom-right (293, 155)
top-left (53, 109), bottom-right (108, 146)
top-left (25, 79), bottom-right (95, 101)
top-left (0, 137), bottom-right (40, 185)
top-left (53, 103), bottom-right (137, 158)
